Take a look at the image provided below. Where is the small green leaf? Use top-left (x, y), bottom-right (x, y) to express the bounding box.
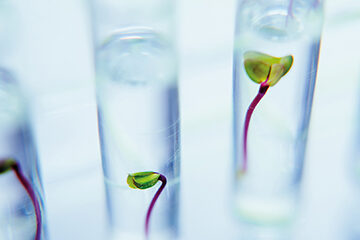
top-left (268, 63), bottom-right (285, 86)
top-left (127, 175), bottom-right (138, 189)
top-left (244, 51), bottom-right (293, 86)
top-left (0, 159), bottom-right (16, 174)
top-left (127, 172), bottom-right (160, 190)
top-left (244, 58), bottom-right (271, 84)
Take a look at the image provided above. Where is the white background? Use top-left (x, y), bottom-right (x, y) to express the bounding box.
top-left (4, 0), bottom-right (360, 239)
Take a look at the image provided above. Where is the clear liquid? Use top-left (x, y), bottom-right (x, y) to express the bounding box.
top-left (233, 5), bottom-right (321, 224)
top-left (0, 70), bottom-right (45, 240)
top-left (104, 178), bottom-right (179, 240)
top-left (96, 29), bottom-right (180, 239)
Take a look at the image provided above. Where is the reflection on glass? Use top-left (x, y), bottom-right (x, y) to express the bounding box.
top-left (0, 69), bottom-right (46, 239)
top-left (96, 28), bottom-right (180, 240)
top-left (236, 222), bottom-right (293, 240)
top-left (90, 0), bottom-right (180, 238)
top-left (343, 198), bottom-right (360, 240)
top-left (233, 0), bottom-right (323, 224)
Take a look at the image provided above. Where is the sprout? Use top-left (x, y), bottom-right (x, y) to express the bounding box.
top-left (244, 51), bottom-right (293, 86)
top-left (240, 51), bottom-right (293, 175)
top-left (0, 158), bottom-right (16, 174)
top-left (127, 172), bottom-right (161, 190)
top-left (0, 159), bottom-right (42, 240)
top-left (127, 171), bottom-right (167, 239)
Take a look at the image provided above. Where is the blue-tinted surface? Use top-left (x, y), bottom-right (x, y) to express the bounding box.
top-left (7, 0), bottom-right (360, 239)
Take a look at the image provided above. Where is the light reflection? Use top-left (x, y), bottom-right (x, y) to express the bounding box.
top-left (235, 222), bottom-right (293, 240)
top-left (343, 195), bottom-right (360, 240)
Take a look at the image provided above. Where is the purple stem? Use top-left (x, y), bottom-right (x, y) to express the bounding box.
top-left (242, 82), bottom-right (269, 174)
top-left (286, 0), bottom-right (294, 26)
top-left (11, 163), bottom-right (42, 240)
top-left (145, 174), bottom-right (167, 240)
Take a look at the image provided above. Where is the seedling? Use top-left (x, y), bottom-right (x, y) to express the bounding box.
top-left (0, 158), bottom-right (41, 240)
top-left (240, 51), bottom-right (293, 175)
top-left (127, 171), bottom-right (167, 239)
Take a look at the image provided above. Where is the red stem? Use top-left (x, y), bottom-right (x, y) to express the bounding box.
top-left (145, 174), bottom-right (167, 239)
top-left (11, 163), bottom-right (42, 240)
top-left (242, 83), bottom-right (269, 174)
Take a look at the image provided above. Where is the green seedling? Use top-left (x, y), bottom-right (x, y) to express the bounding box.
top-left (127, 171), bottom-right (167, 239)
top-left (0, 158), bottom-right (42, 240)
top-left (240, 51), bottom-right (293, 176)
